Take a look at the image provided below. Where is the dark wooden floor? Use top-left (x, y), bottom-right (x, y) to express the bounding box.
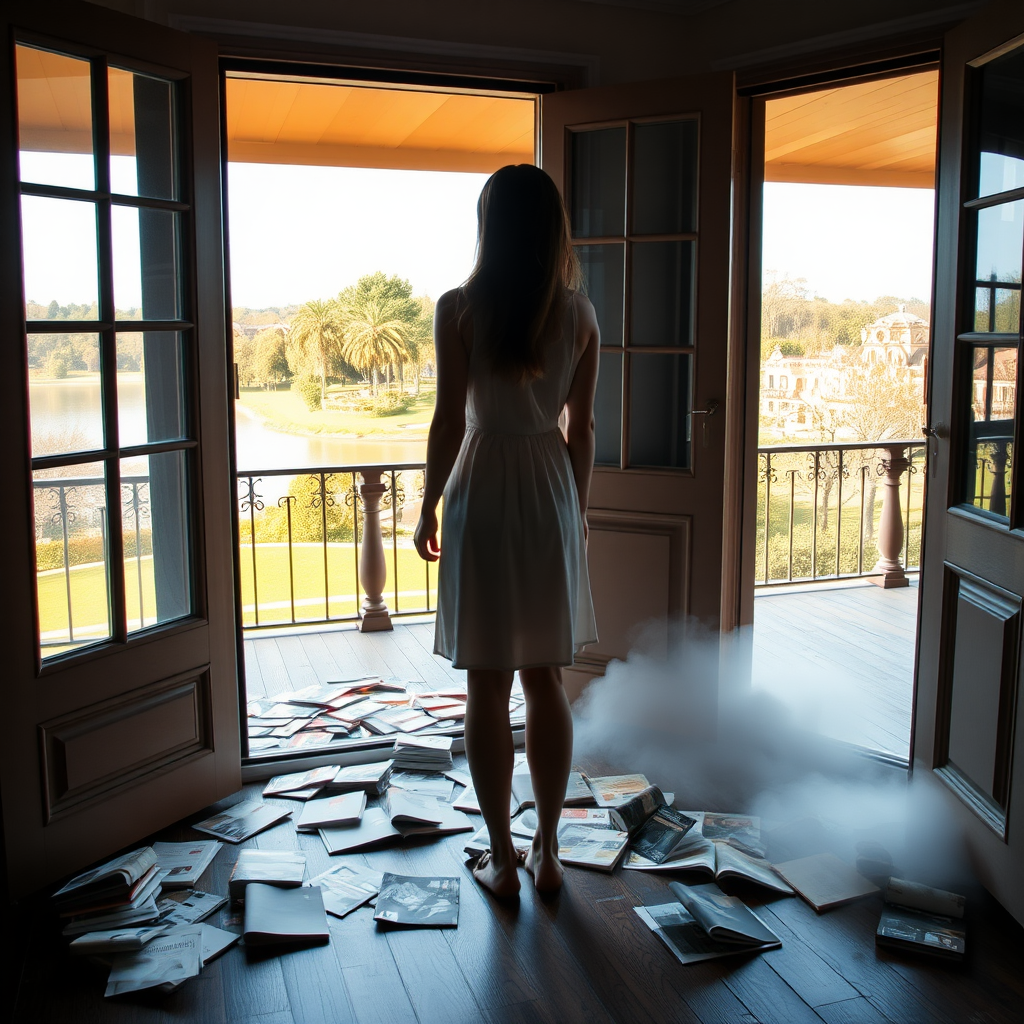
top-left (9, 753), bottom-right (1024, 1024)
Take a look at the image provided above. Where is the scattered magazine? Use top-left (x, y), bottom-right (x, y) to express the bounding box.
top-left (228, 850), bottom-right (306, 901)
top-left (69, 925), bottom-right (167, 956)
top-left (200, 923), bottom-right (241, 964)
top-left (61, 899), bottom-right (160, 936)
top-left (104, 925), bottom-right (202, 997)
top-left (389, 771), bottom-right (456, 800)
top-left (242, 883), bottom-right (330, 947)
top-left (392, 734), bottom-right (454, 771)
top-left (324, 760), bottom-right (394, 795)
top-left (53, 846), bottom-right (159, 911)
top-left (454, 784), bottom-right (520, 816)
top-left (511, 806), bottom-right (612, 839)
top-left (557, 822), bottom-right (631, 872)
top-left (701, 813), bottom-right (765, 857)
top-left (319, 807), bottom-right (402, 854)
top-left (607, 785), bottom-right (695, 863)
top-left (58, 867), bottom-right (166, 926)
top-left (875, 878), bottom-right (966, 959)
top-left (374, 873), bottom-right (460, 928)
top-left (635, 881), bottom-right (781, 966)
top-left (192, 800), bottom-right (291, 843)
top-left (511, 770), bottom-right (596, 810)
top-left (307, 863), bottom-right (384, 918)
top-left (263, 765), bottom-right (341, 798)
top-left (587, 774), bottom-right (652, 807)
top-left (464, 824), bottom-right (531, 859)
top-left (295, 792), bottom-right (367, 832)
top-left (153, 841), bottom-right (221, 889)
top-left (773, 852), bottom-right (880, 912)
top-left (385, 788), bottom-right (446, 827)
top-left (156, 889), bottom-right (228, 926)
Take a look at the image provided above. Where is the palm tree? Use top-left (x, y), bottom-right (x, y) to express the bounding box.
top-left (287, 299), bottom-right (342, 406)
top-left (338, 295), bottom-right (413, 397)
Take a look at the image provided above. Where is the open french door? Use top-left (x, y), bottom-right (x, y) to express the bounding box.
top-left (915, 0), bottom-right (1024, 926)
top-left (0, 0), bottom-right (239, 897)
top-left (541, 74), bottom-right (738, 719)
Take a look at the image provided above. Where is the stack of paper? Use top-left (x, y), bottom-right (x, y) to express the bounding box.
top-left (392, 734), bottom-right (454, 771)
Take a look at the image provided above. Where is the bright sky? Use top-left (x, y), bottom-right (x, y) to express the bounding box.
top-left (761, 182), bottom-right (936, 303)
top-left (21, 152), bottom-right (954, 311)
top-left (227, 164), bottom-right (488, 308)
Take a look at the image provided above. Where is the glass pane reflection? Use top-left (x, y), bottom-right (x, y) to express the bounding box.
top-left (22, 195), bottom-right (99, 319)
top-left (631, 241), bottom-right (695, 347)
top-left (117, 332), bottom-right (188, 447)
top-left (977, 45), bottom-right (1024, 199)
top-left (34, 461), bottom-right (111, 658)
top-left (123, 451), bottom-right (191, 632)
top-left (577, 244), bottom-right (624, 347)
top-left (112, 205), bottom-right (182, 320)
top-left (964, 345), bottom-right (1016, 519)
top-left (595, 352), bottom-right (622, 466)
top-left (16, 45), bottom-right (95, 191)
top-left (629, 353), bottom-right (691, 468)
top-left (108, 67), bottom-right (177, 200)
top-left (975, 286), bottom-right (1021, 334)
top-left (571, 128), bottom-right (626, 238)
top-left (975, 200), bottom-right (1023, 294)
top-left (29, 333), bottom-right (103, 456)
top-left (632, 119), bottom-right (698, 235)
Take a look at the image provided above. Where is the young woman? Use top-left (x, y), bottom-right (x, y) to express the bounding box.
top-left (414, 164), bottom-right (599, 897)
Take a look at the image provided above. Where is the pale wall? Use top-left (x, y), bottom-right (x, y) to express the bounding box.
top-left (86, 0), bottom-right (982, 85)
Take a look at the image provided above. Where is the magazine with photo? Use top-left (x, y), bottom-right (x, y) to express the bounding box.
top-left (263, 765), bottom-right (341, 797)
top-left (586, 774), bottom-right (653, 807)
top-left (557, 822), bottom-right (631, 872)
top-left (701, 813), bottom-right (765, 857)
top-left (875, 878), bottom-right (966, 959)
top-left (510, 770), bottom-right (597, 811)
top-left (388, 771), bottom-right (456, 801)
top-left (192, 800), bottom-right (291, 843)
top-left (307, 863), bottom-right (385, 918)
top-left (635, 883), bottom-right (781, 966)
top-left (295, 791), bottom-right (367, 832)
top-left (374, 873), bottom-right (460, 928)
top-left (156, 889), bottom-right (228, 926)
top-left (511, 806), bottom-right (612, 839)
top-left (53, 846), bottom-right (159, 908)
top-left (152, 841), bottom-right (222, 889)
top-left (103, 926), bottom-right (203, 997)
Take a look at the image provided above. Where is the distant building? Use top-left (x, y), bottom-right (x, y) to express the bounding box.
top-left (233, 322), bottom-right (290, 341)
top-left (760, 306), bottom-right (929, 433)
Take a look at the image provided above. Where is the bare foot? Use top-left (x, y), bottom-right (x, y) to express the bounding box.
top-left (472, 851), bottom-right (521, 899)
top-left (525, 835), bottom-right (563, 893)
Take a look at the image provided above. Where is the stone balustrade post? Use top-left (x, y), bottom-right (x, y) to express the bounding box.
top-left (356, 470), bottom-right (393, 632)
top-left (988, 440), bottom-right (1009, 518)
top-left (872, 444), bottom-right (910, 589)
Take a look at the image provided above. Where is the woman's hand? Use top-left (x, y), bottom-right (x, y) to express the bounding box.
top-left (414, 507), bottom-right (440, 562)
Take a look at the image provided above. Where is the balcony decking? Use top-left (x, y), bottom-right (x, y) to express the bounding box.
top-left (245, 579), bottom-right (917, 761)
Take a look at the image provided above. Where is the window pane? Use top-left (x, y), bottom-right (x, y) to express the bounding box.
top-left (34, 462), bottom-right (111, 658)
top-left (28, 333), bottom-right (103, 455)
top-left (123, 451), bottom-right (191, 632)
top-left (632, 119), bottom-right (698, 235)
top-left (595, 352), bottom-right (622, 466)
top-left (629, 353), bottom-right (691, 469)
top-left (21, 195), bottom-right (99, 319)
top-left (108, 67), bottom-right (177, 200)
top-left (16, 45), bottom-right (94, 191)
top-left (112, 205), bottom-right (182, 320)
top-left (571, 128), bottom-right (626, 238)
top-left (577, 244), bottom-right (624, 347)
top-left (630, 241), bottom-right (695, 347)
top-left (975, 286), bottom-right (1021, 334)
top-left (963, 345), bottom-right (1016, 519)
top-left (117, 332), bottom-right (187, 447)
top-left (977, 44), bottom-right (1024, 199)
top-left (975, 200), bottom-right (1023, 293)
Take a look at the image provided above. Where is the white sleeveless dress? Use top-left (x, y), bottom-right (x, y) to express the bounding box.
top-left (433, 292), bottom-right (598, 670)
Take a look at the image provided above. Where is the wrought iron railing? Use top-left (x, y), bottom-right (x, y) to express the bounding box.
top-left (756, 440), bottom-right (927, 587)
top-left (235, 463), bottom-right (433, 630)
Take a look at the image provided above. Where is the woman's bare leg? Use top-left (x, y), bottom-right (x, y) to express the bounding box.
top-left (464, 668), bottom-right (520, 897)
top-left (519, 665), bottom-right (573, 892)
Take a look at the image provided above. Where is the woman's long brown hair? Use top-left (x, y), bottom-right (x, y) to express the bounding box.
top-left (463, 164), bottom-right (583, 383)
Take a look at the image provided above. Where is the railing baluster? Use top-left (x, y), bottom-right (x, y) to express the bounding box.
top-left (858, 465), bottom-right (867, 576)
top-left (392, 470), bottom-right (400, 614)
top-left (836, 449), bottom-right (843, 578)
top-left (787, 469), bottom-right (796, 583)
top-left (763, 452), bottom-right (771, 584)
top-left (811, 451), bottom-right (820, 580)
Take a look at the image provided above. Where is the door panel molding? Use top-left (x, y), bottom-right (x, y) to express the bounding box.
top-left (934, 564), bottom-right (1020, 839)
top-left (40, 667), bottom-right (213, 823)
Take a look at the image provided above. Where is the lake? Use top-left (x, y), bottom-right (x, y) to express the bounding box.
top-left (28, 377), bottom-right (428, 473)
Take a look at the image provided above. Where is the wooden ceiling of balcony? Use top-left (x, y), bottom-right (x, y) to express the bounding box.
top-left (225, 77), bottom-right (535, 173)
top-left (764, 71), bottom-right (939, 189)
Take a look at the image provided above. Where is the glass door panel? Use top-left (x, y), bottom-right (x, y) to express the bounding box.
top-left (570, 127), bottom-right (626, 237)
top-left (631, 119), bottom-right (697, 234)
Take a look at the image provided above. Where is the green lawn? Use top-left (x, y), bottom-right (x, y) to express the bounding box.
top-left (38, 543), bottom-right (439, 637)
top-left (239, 383), bottom-right (437, 437)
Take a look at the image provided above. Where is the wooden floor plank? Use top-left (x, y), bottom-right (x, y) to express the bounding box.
top-left (813, 997), bottom-right (896, 1024)
top-left (249, 637), bottom-right (296, 698)
top-left (273, 635), bottom-right (322, 691)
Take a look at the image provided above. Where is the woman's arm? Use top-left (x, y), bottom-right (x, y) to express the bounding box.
top-left (414, 289), bottom-right (469, 561)
top-left (564, 294), bottom-right (600, 538)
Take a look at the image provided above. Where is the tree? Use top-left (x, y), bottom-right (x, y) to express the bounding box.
top-left (405, 295), bottom-right (436, 395)
top-left (337, 274), bottom-right (418, 396)
top-left (253, 327), bottom-right (289, 388)
top-left (234, 329), bottom-right (257, 386)
top-left (286, 299), bottom-right (343, 406)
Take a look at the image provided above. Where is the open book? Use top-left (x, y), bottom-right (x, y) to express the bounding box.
top-left (875, 877), bottom-right (965, 959)
top-left (635, 881), bottom-right (781, 965)
top-left (624, 812), bottom-right (794, 893)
